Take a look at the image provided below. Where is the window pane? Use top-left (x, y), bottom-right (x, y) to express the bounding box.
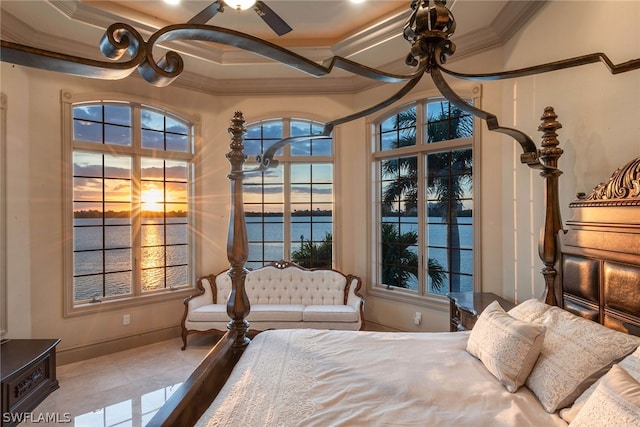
top-left (166, 133), bottom-right (188, 152)
top-left (74, 251), bottom-right (103, 275)
top-left (73, 120), bottom-right (102, 143)
top-left (291, 164), bottom-right (310, 183)
top-left (74, 105), bottom-right (102, 121)
top-left (104, 155), bottom-right (132, 179)
top-left (74, 275), bottom-right (102, 301)
top-left (166, 224), bottom-right (187, 245)
top-left (104, 105), bottom-right (131, 126)
top-left (105, 225), bottom-right (130, 249)
top-left (142, 224), bottom-right (165, 246)
top-left (142, 129), bottom-right (164, 150)
top-left (166, 182), bottom-right (187, 203)
top-left (105, 248), bottom-right (131, 273)
top-left (142, 109), bottom-right (164, 131)
top-left (264, 221), bottom-right (283, 242)
top-left (74, 226), bottom-right (103, 251)
top-left (142, 247), bottom-right (164, 269)
top-left (167, 265), bottom-right (188, 287)
top-left (166, 160), bottom-right (188, 181)
top-left (290, 138), bottom-right (312, 156)
top-left (167, 245), bottom-right (188, 266)
top-left (105, 124), bottom-right (131, 146)
top-left (426, 101), bottom-right (473, 143)
top-left (312, 164), bottom-right (332, 183)
top-left (166, 116), bottom-right (187, 135)
top-left (142, 268), bottom-right (165, 291)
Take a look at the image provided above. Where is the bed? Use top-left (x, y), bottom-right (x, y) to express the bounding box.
top-left (2, 1), bottom-right (640, 426)
top-left (146, 106), bottom-right (640, 426)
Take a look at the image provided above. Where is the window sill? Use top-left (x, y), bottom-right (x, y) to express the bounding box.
top-left (64, 287), bottom-right (195, 317)
top-left (367, 286), bottom-right (450, 312)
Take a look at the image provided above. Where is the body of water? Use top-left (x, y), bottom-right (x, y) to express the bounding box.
top-left (73, 215), bottom-right (472, 300)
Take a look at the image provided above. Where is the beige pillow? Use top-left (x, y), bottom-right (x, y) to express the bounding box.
top-left (466, 300), bottom-right (546, 392)
top-left (561, 345), bottom-right (640, 423)
top-left (525, 306), bottom-right (640, 413)
top-left (569, 365), bottom-right (640, 426)
top-left (508, 298), bottom-right (551, 323)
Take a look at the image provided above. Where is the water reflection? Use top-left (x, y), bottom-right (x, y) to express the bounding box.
top-left (74, 383), bottom-right (181, 427)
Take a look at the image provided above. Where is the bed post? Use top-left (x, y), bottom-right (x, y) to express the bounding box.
top-left (537, 107), bottom-right (564, 306)
top-left (226, 111), bottom-right (251, 347)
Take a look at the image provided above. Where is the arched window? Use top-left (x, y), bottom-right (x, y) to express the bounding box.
top-left (63, 95), bottom-right (196, 313)
top-left (371, 94), bottom-right (479, 298)
top-left (243, 118), bottom-right (333, 269)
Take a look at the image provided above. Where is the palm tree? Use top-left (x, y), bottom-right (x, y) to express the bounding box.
top-left (291, 232), bottom-right (332, 269)
top-left (381, 223), bottom-right (446, 290)
top-left (380, 103), bottom-right (472, 292)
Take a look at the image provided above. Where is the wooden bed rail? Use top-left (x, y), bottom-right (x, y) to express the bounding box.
top-left (147, 330), bottom-right (246, 426)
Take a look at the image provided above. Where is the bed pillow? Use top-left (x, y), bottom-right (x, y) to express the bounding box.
top-left (466, 300), bottom-right (546, 392)
top-left (525, 306), bottom-right (640, 413)
top-left (561, 345), bottom-right (640, 423)
top-left (508, 298), bottom-right (551, 323)
top-left (569, 364), bottom-right (640, 426)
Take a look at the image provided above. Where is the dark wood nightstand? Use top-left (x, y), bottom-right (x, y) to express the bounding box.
top-left (1, 339), bottom-right (60, 426)
top-left (447, 292), bottom-right (515, 332)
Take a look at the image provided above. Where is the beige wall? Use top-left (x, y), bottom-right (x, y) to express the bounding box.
top-left (500, 0), bottom-right (640, 304)
top-left (1, 0), bottom-right (639, 356)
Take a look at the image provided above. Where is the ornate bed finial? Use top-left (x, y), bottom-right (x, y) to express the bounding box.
top-left (572, 157), bottom-right (640, 207)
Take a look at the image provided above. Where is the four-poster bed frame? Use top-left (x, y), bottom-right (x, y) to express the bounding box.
top-left (2, 1), bottom-right (640, 426)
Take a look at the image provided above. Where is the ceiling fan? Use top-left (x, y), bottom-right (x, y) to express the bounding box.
top-left (188, 0), bottom-right (293, 36)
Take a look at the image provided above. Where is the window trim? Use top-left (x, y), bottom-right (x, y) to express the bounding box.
top-left (367, 86), bottom-right (482, 308)
top-left (61, 91), bottom-right (201, 317)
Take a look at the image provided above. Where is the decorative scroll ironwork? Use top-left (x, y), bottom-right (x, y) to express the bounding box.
top-left (571, 157), bottom-right (640, 207)
top-left (2, 1), bottom-right (639, 173)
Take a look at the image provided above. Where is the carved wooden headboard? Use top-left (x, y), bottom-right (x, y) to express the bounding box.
top-left (557, 157), bottom-right (640, 335)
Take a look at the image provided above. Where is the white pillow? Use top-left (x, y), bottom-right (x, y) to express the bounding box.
top-left (561, 345), bottom-right (640, 422)
top-left (569, 364), bottom-right (640, 427)
top-left (466, 300), bottom-right (546, 392)
top-left (525, 306), bottom-right (640, 412)
top-left (508, 298), bottom-right (551, 323)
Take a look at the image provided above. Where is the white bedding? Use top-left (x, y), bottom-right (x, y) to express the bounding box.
top-left (197, 329), bottom-right (567, 427)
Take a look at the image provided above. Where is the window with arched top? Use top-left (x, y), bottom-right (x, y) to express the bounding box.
top-left (63, 94), bottom-right (197, 314)
top-left (243, 118), bottom-right (334, 269)
top-left (371, 93), bottom-right (480, 299)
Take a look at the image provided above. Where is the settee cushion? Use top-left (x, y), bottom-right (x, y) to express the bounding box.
top-left (247, 305), bottom-right (305, 322)
top-left (189, 304), bottom-right (306, 323)
top-left (303, 305), bottom-right (359, 323)
top-left (189, 304), bottom-right (228, 322)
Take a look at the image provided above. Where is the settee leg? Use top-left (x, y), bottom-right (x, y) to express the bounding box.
top-left (181, 330), bottom-right (188, 351)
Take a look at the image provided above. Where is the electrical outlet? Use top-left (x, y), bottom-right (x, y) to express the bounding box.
top-left (413, 312), bottom-right (422, 325)
top-left (123, 314), bottom-right (130, 326)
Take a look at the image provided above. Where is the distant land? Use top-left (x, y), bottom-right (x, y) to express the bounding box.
top-left (245, 209), bottom-right (332, 217)
top-left (74, 209), bottom-right (187, 218)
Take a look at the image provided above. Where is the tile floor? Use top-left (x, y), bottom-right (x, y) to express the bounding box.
top-left (21, 335), bottom-right (218, 427)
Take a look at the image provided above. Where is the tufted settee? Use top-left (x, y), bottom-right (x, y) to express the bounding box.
top-left (181, 261), bottom-right (365, 349)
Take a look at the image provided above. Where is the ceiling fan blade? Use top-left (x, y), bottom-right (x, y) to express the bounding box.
top-left (254, 1), bottom-right (292, 36)
top-left (188, 1), bottom-right (223, 25)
